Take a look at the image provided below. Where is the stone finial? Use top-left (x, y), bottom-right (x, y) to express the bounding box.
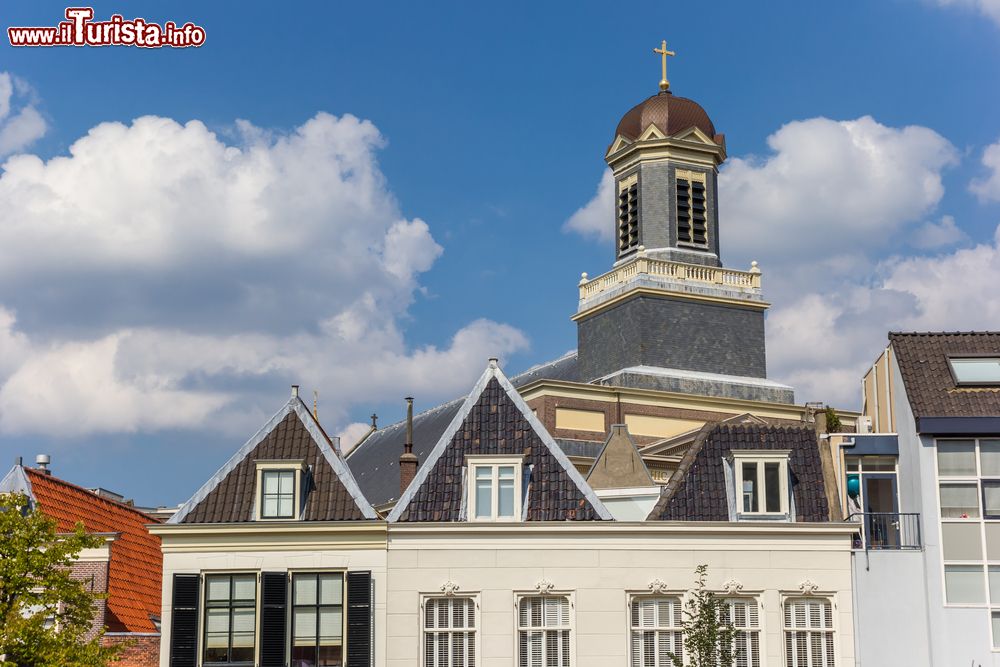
top-left (579, 272), bottom-right (589, 286)
top-left (440, 581), bottom-right (460, 596)
top-left (648, 578), bottom-right (669, 594)
top-left (721, 579), bottom-right (744, 595)
top-left (749, 260), bottom-right (760, 274)
top-left (637, 245), bottom-right (646, 256)
top-left (535, 579), bottom-right (556, 595)
top-left (798, 580), bottom-right (820, 595)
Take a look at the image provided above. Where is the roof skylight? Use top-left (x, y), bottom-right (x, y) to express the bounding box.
top-left (949, 357), bottom-right (1000, 385)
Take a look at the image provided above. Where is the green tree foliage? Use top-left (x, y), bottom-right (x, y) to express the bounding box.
top-left (824, 407), bottom-right (842, 433)
top-left (0, 492), bottom-right (122, 666)
top-left (670, 564), bottom-right (740, 667)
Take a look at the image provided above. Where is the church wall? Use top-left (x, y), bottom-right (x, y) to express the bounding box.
top-left (385, 524), bottom-right (857, 667)
top-left (577, 293), bottom-right (767, 381)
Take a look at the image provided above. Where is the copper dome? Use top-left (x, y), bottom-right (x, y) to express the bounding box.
top-left (614, 91), bottom-right (716, 143)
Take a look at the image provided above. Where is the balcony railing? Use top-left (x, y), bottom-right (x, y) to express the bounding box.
top-left (578, 253), bottom-right (762, 303)
top-left (847, 512), bottom-right (922, 550)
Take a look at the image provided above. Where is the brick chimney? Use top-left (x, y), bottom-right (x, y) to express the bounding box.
top-left (399, 397), bottom-right (418, 496)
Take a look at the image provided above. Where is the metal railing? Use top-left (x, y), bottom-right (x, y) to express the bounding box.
top-left (847, 512), bottom-right (922, 550)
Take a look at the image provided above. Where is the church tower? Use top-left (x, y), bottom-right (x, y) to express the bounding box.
top-left (575, 42), bottom-right (791, 403)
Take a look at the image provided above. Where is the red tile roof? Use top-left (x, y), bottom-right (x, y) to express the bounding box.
top-left (24, 468), bottom-right (162, 633)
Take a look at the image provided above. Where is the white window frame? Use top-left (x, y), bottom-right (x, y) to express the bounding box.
top-left (781, 596), bottom-right (836, 667)
top-left (627, 593), bottom-right (684, 667)
top-left (719, 596), bottom-right (761, 667)
top-left (466, 455), bottom-right (523, 522)
top-left (732, 450), bottom-right (790, 516)
top-left (948, 356), bottom-right (1000, 386)
top-left (515, 592), bottom-right (574, 667)
top-left (254, 459), bottom-right (306, 521)
top-left (420, 594), bottom-right (479, 667)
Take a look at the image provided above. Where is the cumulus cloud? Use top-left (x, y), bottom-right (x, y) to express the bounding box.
top-left (563, 169), bottom-right (613, 241)
top-left (0, 72), bottom-right (46, 157)
top-left (930, 0), bottom-right (1000, 26)
top-left (768, 225), bottom-right (1000, 406)
top-left (720, 116), bottom-right (957, 273)
top-left (971, 139), bottom-right (1000, 202)
top-left (911, 215), bottom-right (968, 249)
top-left (0, 112), bottom-right (528, 437)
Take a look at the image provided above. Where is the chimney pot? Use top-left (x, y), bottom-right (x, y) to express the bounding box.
top-left (291, 385), bottom-right (300, 398)
top-left (35, 454), bottom-right (51, 474)
top-left (488, 357), bottom-right (499, 368)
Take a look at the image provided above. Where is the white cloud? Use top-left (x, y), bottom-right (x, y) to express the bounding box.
top-left (720, 116), bottom-right (957, 272)
top-left (931, 0), bottom-right (1000, 26)
top-left (0, 111), bottom-right (528, 437)
top-left (768, 224), bottom-right (1000, 407)
top-left (911, 215), bottom-right (967, 249)
top-left (563, 169), bottom-right (613, 241)
top-left (971, 139), bottom-right (1000, 202)
top-left (0, 72), bottom-right (46, 157)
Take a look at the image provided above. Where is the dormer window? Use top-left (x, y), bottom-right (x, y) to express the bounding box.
top-left (732, 450), bottom-right (790, 517)
top-left (949, 357), bottom-right (1000, 386)
top-left (466, 455), bottom-right (522, 521)
top-left (255, 460), bottom-right (307, 521)
top-left (675, 169), bottom-right (708, 248)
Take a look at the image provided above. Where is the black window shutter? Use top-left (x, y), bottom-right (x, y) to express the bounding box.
top-left (259, 572), bottom-right (288, 667)
top-left (346, 571), bottom-right (373, 667)
top-left (169, 573), bottom-right (200, 667)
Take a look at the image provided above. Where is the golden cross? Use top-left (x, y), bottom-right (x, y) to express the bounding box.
top-left (653, 40), bottom-right (676, 92)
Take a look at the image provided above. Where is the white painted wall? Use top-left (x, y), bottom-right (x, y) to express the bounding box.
top-left (386, 524), bottom-right (856, 667)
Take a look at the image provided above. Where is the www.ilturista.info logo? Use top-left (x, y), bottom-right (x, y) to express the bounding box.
top-left (8, 8), bottom-right (206, 48)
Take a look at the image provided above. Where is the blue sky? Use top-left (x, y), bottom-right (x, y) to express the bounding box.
top-left (0, 0), bottom-right (999, 507)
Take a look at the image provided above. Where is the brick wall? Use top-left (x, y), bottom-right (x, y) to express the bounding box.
top-left (103, 633), bottom-right (160, 667)
top-left (69, 559), bottom-right (109, 641)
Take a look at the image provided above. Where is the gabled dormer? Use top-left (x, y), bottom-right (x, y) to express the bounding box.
top-left (387, 359), bottom-right (612, 522)
top-left (169, 386), bottom-right (377, 524)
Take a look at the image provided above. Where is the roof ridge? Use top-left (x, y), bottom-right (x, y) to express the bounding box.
top-left (24, 468), bottom-right (158, 522)
top-left (349, 353), bottom-right (578, 456)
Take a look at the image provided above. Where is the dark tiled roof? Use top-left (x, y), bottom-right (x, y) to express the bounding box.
top-left (393, 370), bottom-right (608, 522)
top-left (181, 409), bottom-right (369, 523)
top-left (648, 424), bottom-right (829, 522)
top-left (890, 332), bottom-right (1000, 419)
top-left (22, 469), bottom-right (162, 633)
top-left (348, 352), bottom-right (580, 506)
top-left (614, 92), bottom-right (717, 144)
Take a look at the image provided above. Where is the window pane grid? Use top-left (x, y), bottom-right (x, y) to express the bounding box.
top-left (424, 597), bottom-right (476, 667)
top-left (630, 597), bottom-right (682, 667)
top-left (261, 470), bottom-right (296, 519)
top-left (518, 596), bottom-right (570, 667)
top-left (783, 599), bottom-right (835, 667)
top-left (203, 574), bottom-right (256, 665)
top-left (292, 573), bottom-right (344, 666)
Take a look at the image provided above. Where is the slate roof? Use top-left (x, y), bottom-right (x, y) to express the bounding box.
top-left (170, 396), bottom-right (377, 523)
top-left (890, 332), bottom-right (1000, 419)
top-left (388, 360), bottom-right (611, 522)
top-left (647, 423), bottom-right (829, 522)
top-left (348, 352), bottom-right (581, 506)
top-left (0, 466), bottom-right (162, 633)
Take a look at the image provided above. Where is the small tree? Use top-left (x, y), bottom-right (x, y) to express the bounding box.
top-left (670, 565), bottom-right (740, 667)
top-left (0, 492), bottom-right (122, 666)
top-left (824, 407), bottom-right (843, 434)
